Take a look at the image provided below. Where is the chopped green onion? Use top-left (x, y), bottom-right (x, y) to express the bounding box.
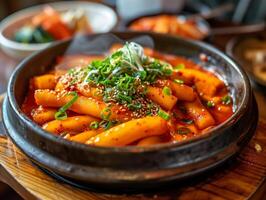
top-left (55, 92), bottom-right (78, 120)
top-left (128, 103), bottom-right (142, 110)
top-left (135, 70), bottom-right (147, 80)
top-left (90, 121), bottom-right (99, 129)
top-left (221, 95), bottom-right (231, 105)
top-left (105, 121), bottom-right (113, 130)
top-left (177, 127), bottom-right (191, 135)
top-left (61, 42), bottom-right (180, 118)
top-left (181, 119), bottom-right (194, 124)
top-left (158, 109), bottom-right (170, 120)
top-left (99, 120), bottom-right (107, 128)
top-left (99, 120), bottom-right (116, 130)
top-left (163, 86), bottom-right (172, 96)
top-left (146, 111), bottom-right (152, 116)
top-left (68, 69), bottom-right (75, 75)
top-left (206, 101), bottom-right (215, 108)
top-left (101, 107), bottom-right (111, 120)
top-left (117, 94), bottom-right (132, 103)
top-left (163, 68), bottom-right (173, 76)
top-left (174, 63), bottom-right (185, 70)
top-left (173, 79), bottom-right (184, 84)
top-left (55, 111), bottom-right (67, 121)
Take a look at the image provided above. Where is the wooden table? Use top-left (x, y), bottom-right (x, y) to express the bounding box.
top-left (0, 31), bottom-right (266, 200)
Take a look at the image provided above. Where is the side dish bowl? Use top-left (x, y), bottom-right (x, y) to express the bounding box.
top-left (226, 34), bottom-right (266, 87)
top-left (0, 1), bottom-right (117, 60)
top-left (124, 13), bottom-right (210, 41)
top-left (2, 32), bottom-right (258, 190)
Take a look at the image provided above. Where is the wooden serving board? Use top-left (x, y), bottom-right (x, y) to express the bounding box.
top-left (0, 119), bottom-right (265, 200)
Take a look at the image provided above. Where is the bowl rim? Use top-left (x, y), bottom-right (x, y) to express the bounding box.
top-left (0, 1), bottom-right (118, 52)
top-left (7, 32), bottom-right (251, 153)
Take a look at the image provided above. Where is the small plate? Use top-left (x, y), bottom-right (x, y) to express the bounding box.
top-left (0, 1), bottom-right (117, 60)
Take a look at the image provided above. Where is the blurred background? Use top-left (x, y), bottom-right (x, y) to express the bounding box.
top-left (0, 0), bottom-right (266, 23)
top-left (0, 0), bottom-right (265, 199)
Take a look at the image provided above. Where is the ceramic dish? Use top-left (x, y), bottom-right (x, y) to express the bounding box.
top-left (125, 13), bottom-right (210, 40)
top-left (0, 1), bottom-right (117, 60)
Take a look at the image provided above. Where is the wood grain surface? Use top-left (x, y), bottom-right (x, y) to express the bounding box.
top-left (0, 119), bottom-right (265, 200)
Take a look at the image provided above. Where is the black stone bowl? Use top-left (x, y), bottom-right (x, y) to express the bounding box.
top-left (2, 32), bottom-right (258, 190)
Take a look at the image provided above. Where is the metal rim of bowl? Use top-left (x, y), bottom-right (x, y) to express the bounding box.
top-left (0, 1), bottom-right (118, 52)
top-left (6, 31), bottom-right (252, 154)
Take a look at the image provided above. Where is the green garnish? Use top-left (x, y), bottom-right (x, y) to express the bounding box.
top-left (55, 92), bottom-right (78, 120)
top-left (163, 68), bottom-right (173, 76)
top-left (100, 107), bottom-right (111, 120)
top-left (163, 86), bottom-right (172, 96)
top-left (181, 119), bottom-right (194, 124)
top-left (128, 103), bottom-right (142, 110)
top-left (221, 95), bottom-right (231, 105)
top-left (136, 70), bottom-right (147, 80)
top-left (90, 121), bottom-right (99, 129)
top-left (158, 109), bottom-right (170, 120)
top-left (117, 93), bottom-right (132, 103)
top-left (177, 127), bottom-right (191, 135)
top-left (99, 120), bottom-right (117, 130)
top-left (68, 42), bottom-right (173, 111)
top-left (174, 63), bottom-right (185, 70)
top-left (206, 101), bottom-right (215, 108)
top-left (105, 121), bottom-right (113, 130)
top-left (173, 79), bottom-right (184, 84)
top-left (99, 107), bottom-right (115, 130)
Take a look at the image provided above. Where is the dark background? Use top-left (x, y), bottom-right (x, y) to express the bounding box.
top-left (0, 0), bottom-right (266, 23)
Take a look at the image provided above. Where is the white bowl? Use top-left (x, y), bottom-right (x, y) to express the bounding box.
top-left (0, 1), bottom-right (117, 60)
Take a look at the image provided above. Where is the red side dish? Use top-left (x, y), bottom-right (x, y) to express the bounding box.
top-left (129, 15), bottom-right (208, 40)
